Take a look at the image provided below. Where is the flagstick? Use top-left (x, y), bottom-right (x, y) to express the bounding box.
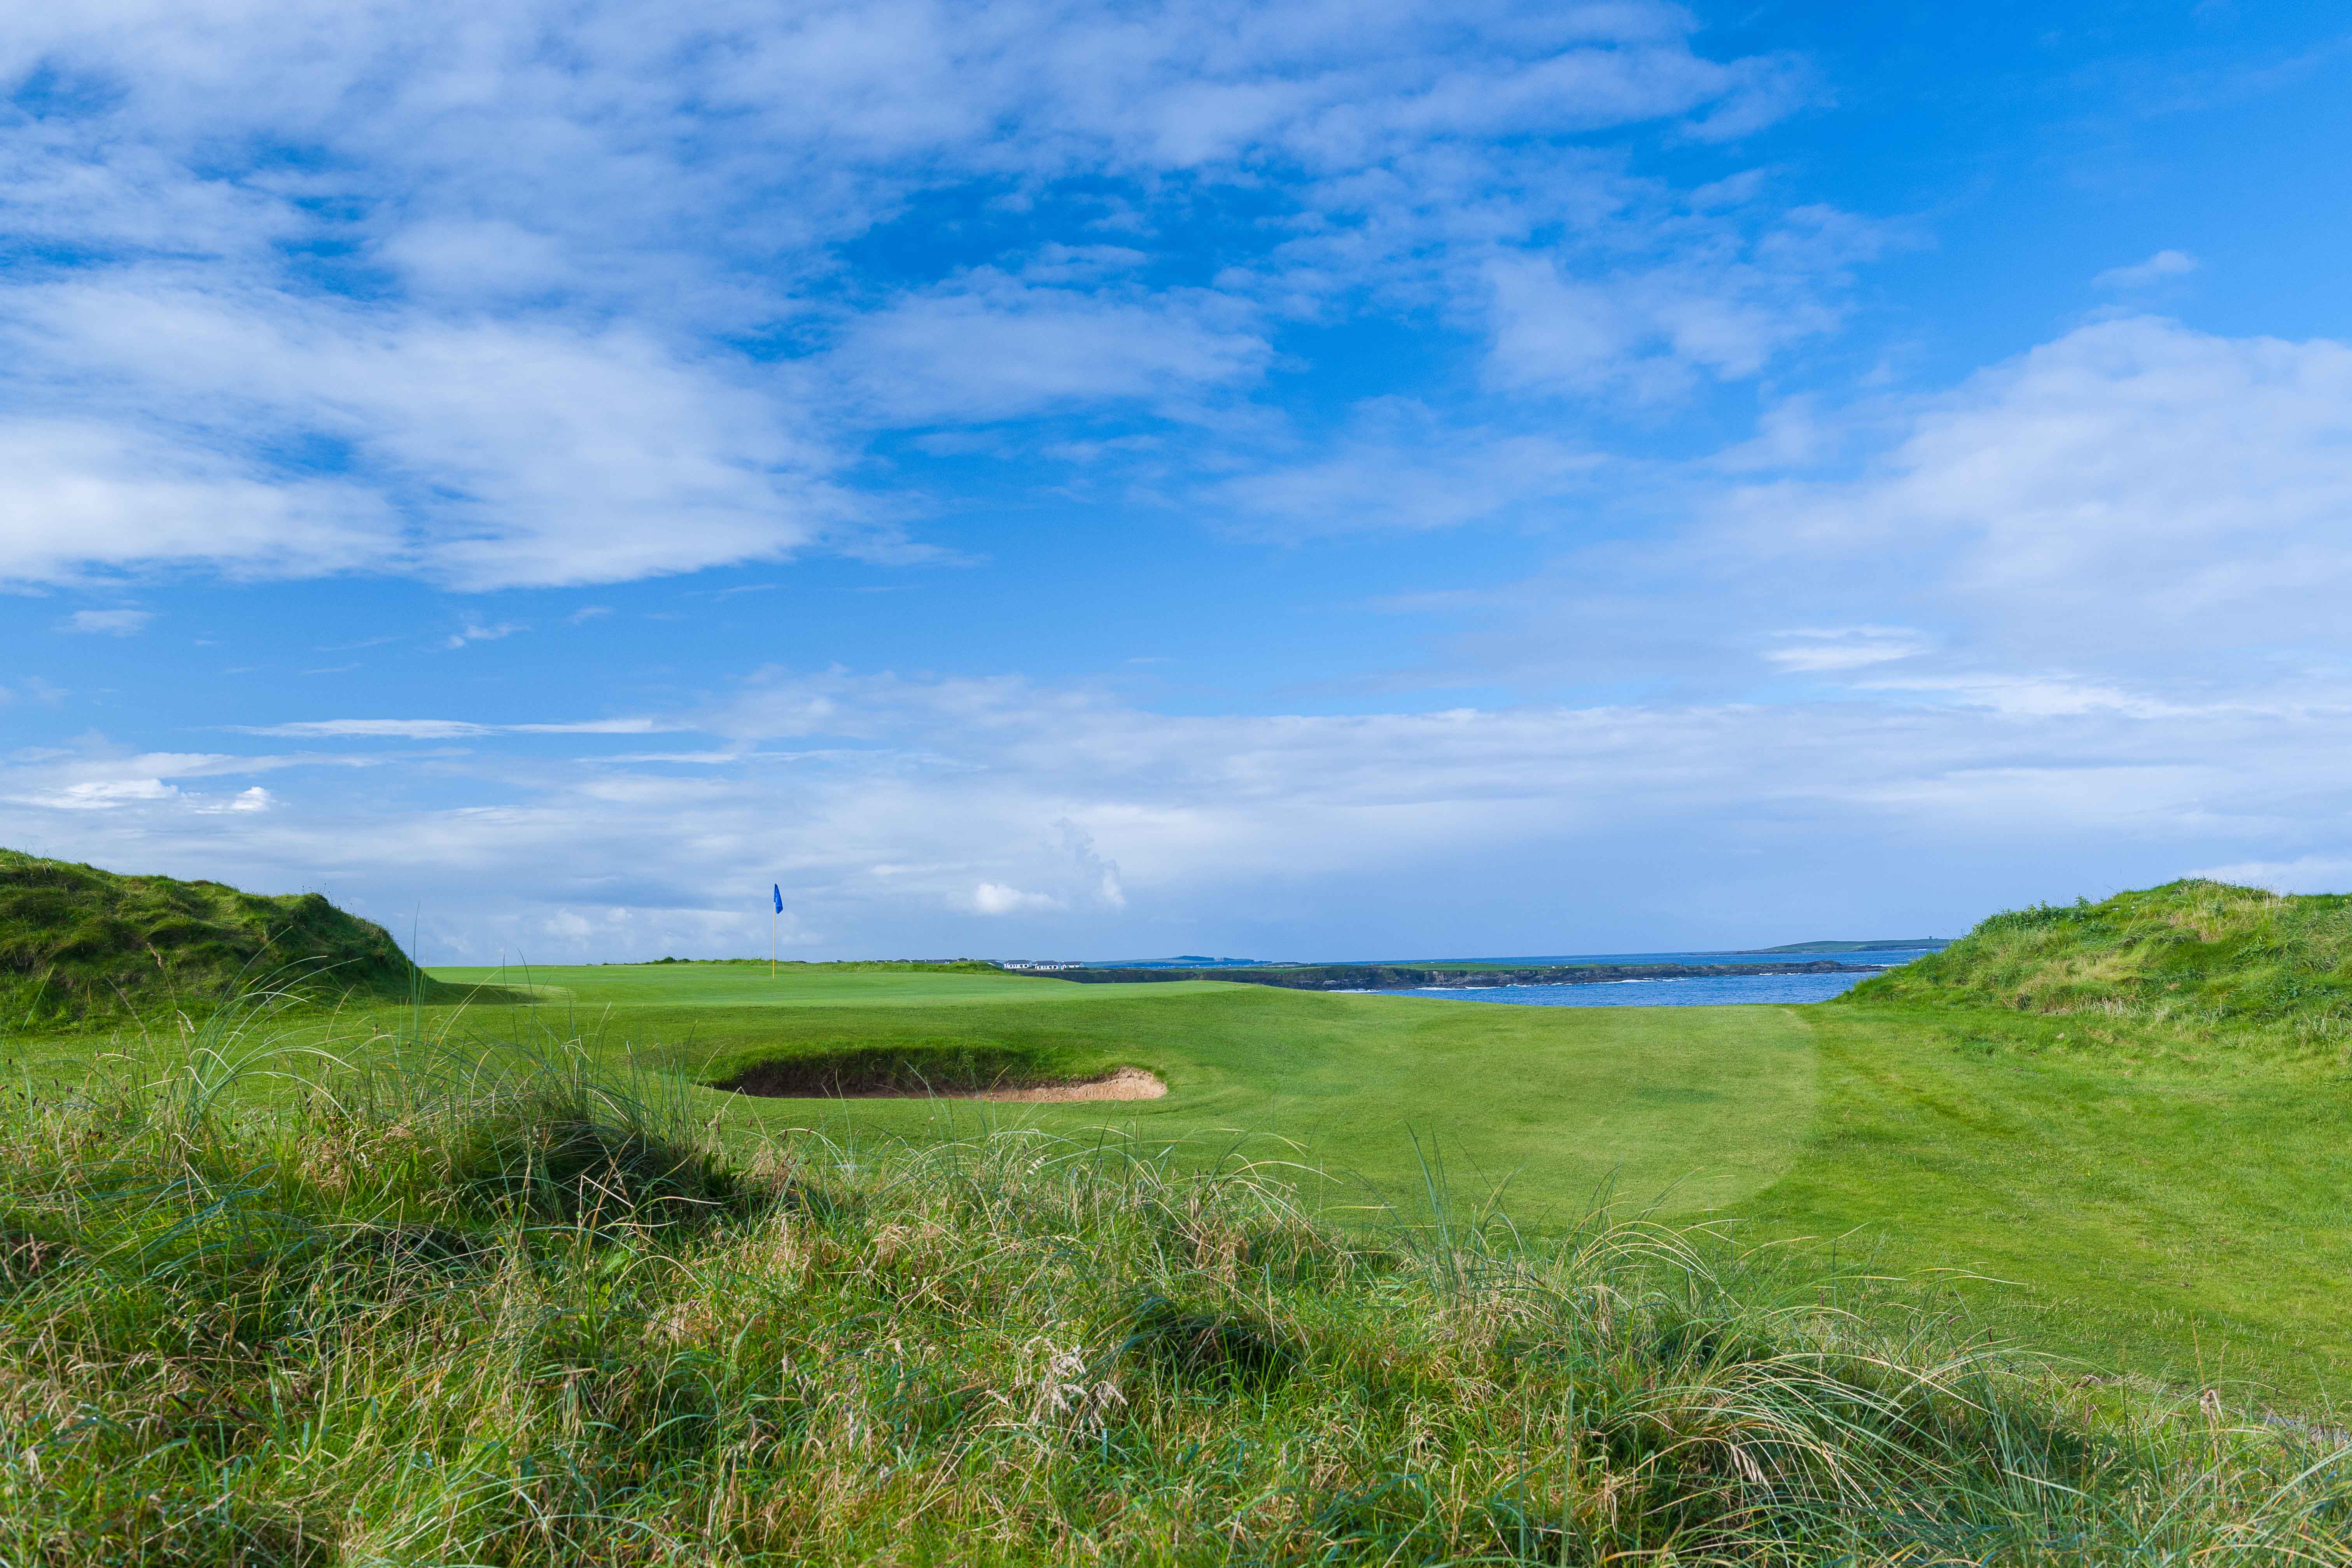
top-left (771, 903), bottom-right (777, 978)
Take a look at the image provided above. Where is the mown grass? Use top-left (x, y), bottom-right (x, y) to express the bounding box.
top-left (1779, 880), bottom-right (2352, 1397)
top-left (1741, 1001), bottom-right (2352, 1407)
top-left (7, 1010), bottom-right (2352, 1565)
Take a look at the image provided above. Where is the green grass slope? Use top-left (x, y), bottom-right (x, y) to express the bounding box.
top-left (1, 849), bottom-right (470, 1027)
top-left (1742, 878), bottom-right (2352, 1401)
top-left (1840, 878), bottom-right (2352, 1039)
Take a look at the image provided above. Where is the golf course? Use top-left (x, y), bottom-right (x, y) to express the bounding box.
top-left (401, 928), bottom-right (2352, 1407)
top-left (9, 854), bottom-right (2352, 1561)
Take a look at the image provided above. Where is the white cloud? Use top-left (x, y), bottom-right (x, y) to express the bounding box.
top-left (2093, 250), bottom-right (2198, 290)
top-left (446, 622), bottom-right (526, 649)
top-left (62, 608), bottom-right (155, 635)
top-left (0, 285), bottom-right (862, 590)
top-left (10, 665), bottom-right (2352, 958)
top-left (1763, 626), bottom-right (1927, 672)
top-left (0, 0), bottom-right (1850, 589)
top-left (1719, 317), bottom-right (2352, 668)
top-left (829, 275), bottom-right (1270, 424)
top-left (971, 882), bottom-right (1063, 915)
top-left (1480, 202), bottom-right (1880, 400)
top-left (1214, 400), bottom-right (1600, 536)
top-left (237, 717), bottom-right (664, 738)
top-left (31, 778), bottom-right (180, 809)
top-left (0, 418), bottom-right (399, 586)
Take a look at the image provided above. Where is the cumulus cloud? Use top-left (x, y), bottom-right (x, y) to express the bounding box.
top-left (1719, 317), bottom-right (2352, 666)
top-left (0, 285), bottom-right (859, 590)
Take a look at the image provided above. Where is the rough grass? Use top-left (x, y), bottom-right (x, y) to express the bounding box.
top-left (4, 1019), bottom-right (2352, 1563)
top-left (0, 849), bottom-right (505, 1029)
top-left (1840, 879), bottom-right (2352, 1043)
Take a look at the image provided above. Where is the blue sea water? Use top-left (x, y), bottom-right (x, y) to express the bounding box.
top-left (1381, 948), bottom-right (1942, 1008)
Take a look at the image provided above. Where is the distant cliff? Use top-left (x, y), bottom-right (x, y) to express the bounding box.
top-left (1055, 959), bottom-right (1878, 990)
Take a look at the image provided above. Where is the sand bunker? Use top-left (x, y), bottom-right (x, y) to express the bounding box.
top-left (974, 1067), bottom-right (1167, 1102)
top-left (718, 1061), bottom-right (1167, 1101)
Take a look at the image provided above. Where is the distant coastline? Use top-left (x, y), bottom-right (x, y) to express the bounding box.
top-left (1054, 959), bottom-right (1886, 990)
top-left (1731, 938), bottom-right (1951, 955)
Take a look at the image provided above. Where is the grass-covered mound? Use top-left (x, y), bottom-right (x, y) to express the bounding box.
top-left (4, 1034), bottom-right (2348, 1565)
top-left (1839, 878), bottom-right (2352, 1037)
top-left (1, 849), bottom-right (469, 1027)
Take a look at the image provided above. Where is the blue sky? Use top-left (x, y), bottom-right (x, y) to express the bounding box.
top-left (4, 0), bottom-right (2349, 964)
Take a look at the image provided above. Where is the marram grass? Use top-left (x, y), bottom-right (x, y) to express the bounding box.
top-left (1842, 878), bottom-right (2352, 1046)
top-left (3, 1024), bottom-right (2350, 1564)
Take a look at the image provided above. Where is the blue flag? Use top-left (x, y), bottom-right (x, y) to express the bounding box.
top-left (772, 884), bottom-right (782, 914)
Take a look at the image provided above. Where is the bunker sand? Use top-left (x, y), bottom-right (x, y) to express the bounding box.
top-left (977, 1066), bottom-right (1167, 1102)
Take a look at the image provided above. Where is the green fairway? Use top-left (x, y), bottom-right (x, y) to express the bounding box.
top-left (432, 959), bottom-right (1221, 1008)
top-left (408, 959), bottom-right (2352, 1403)
top-left (427, 970), bottom-right (1821, 1222)
top-left (14, 942), bottom-right (2352, 1406)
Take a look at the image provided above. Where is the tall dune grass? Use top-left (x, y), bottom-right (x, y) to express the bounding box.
top-left (1843, 879), bottom-right (2352, 1045)
top-left (2, 1009), bottom-right (2349, 1563)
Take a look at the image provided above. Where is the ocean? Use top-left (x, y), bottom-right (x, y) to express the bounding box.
top-left (1376, 947), bottom-right (1942, 1008)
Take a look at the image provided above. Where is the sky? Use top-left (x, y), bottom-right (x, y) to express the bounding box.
top-left (4, 0), bottom-right (2350, 965)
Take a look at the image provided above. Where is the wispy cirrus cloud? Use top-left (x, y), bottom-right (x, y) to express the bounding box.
top-left (61, 608), bottom-right (154, 635)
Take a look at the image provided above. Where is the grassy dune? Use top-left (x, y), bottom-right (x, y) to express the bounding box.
top-left (1844, 879), bottom-right (2352, 1040)
top-left (0, 849), bottom-right (511, 1028)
